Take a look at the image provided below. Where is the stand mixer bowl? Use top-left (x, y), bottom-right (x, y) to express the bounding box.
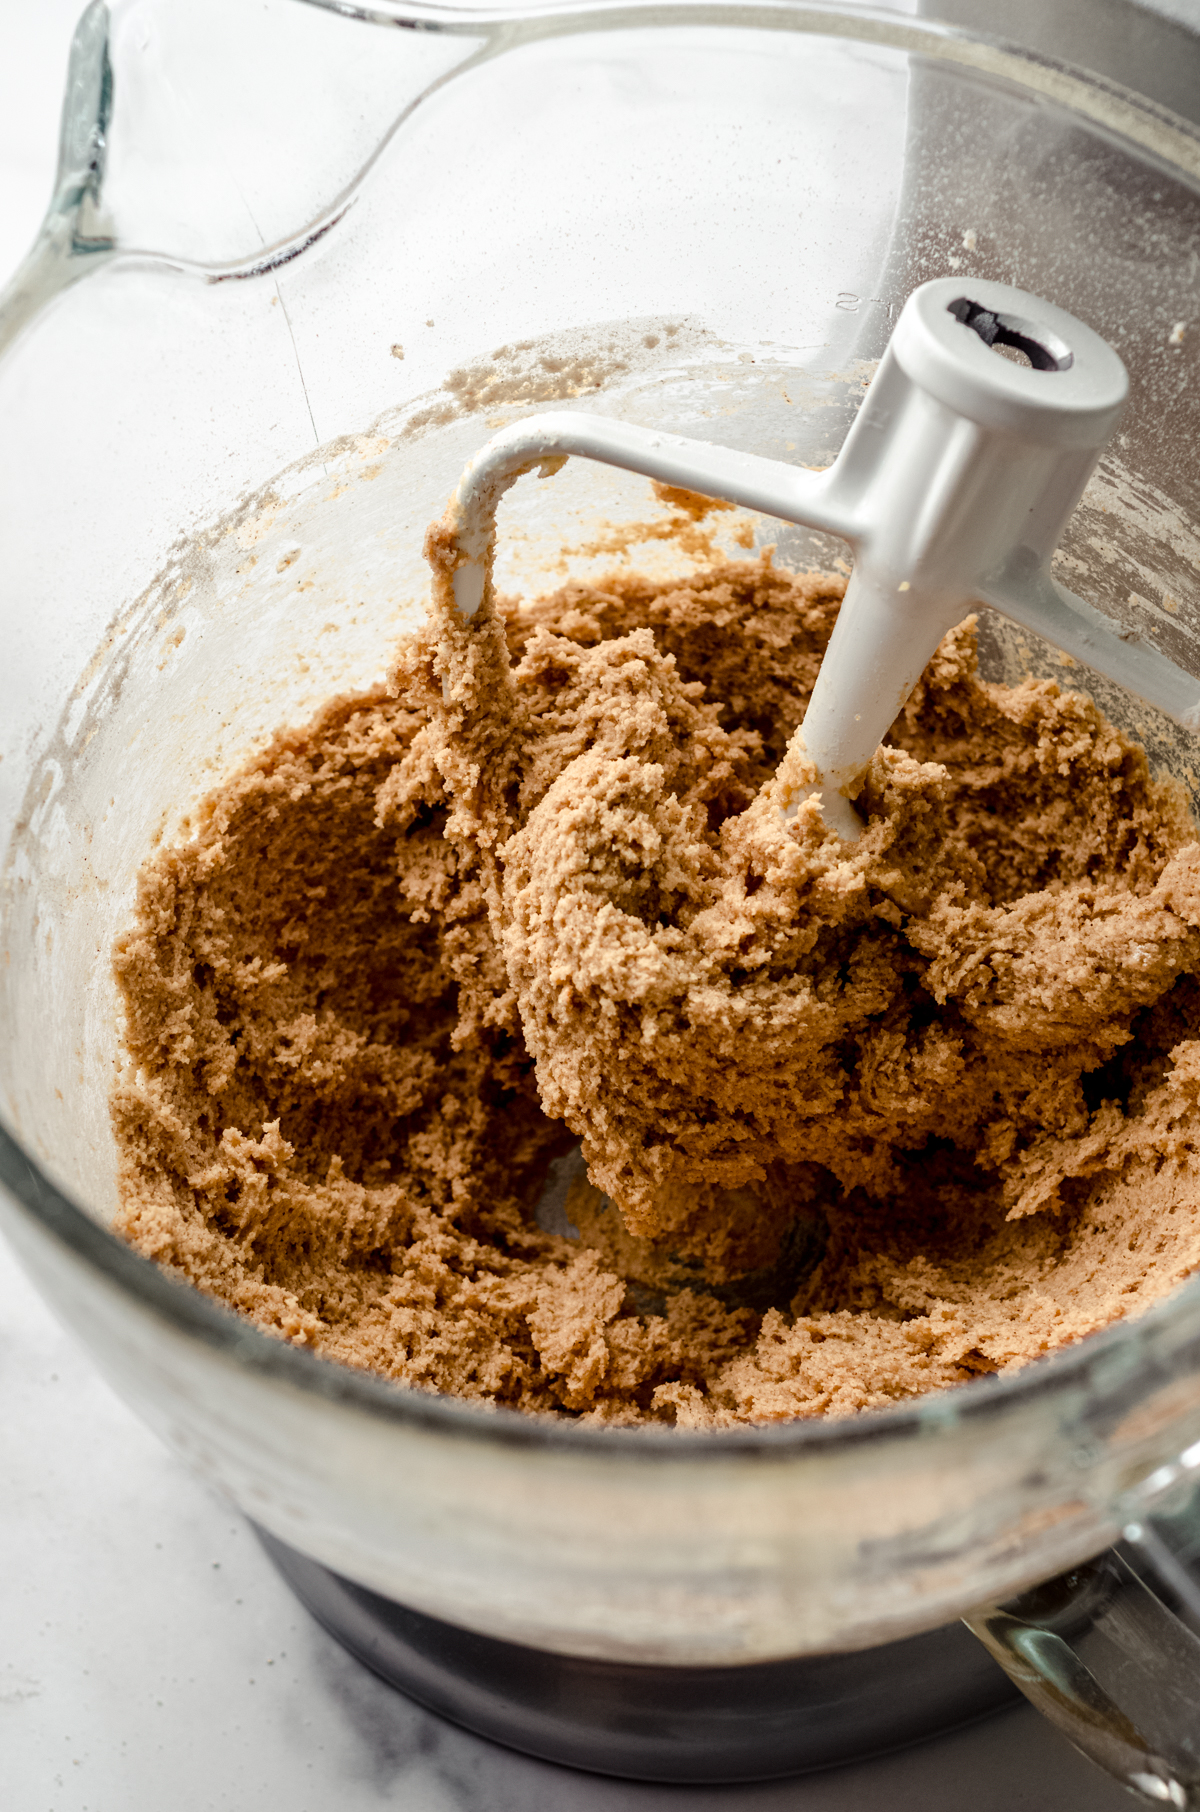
top-left (3, 0), bottom-right (1200, 1790)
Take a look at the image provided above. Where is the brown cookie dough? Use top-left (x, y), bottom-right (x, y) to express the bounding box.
top-left (111, 546), bottom-right (1200, 1424)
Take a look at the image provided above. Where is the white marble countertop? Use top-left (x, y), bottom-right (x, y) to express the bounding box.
top-left (0, 4), bottom-right (1190, 1808)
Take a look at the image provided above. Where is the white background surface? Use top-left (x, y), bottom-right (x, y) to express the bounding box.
top-left (0, 4), bottom-right (1191, 1809)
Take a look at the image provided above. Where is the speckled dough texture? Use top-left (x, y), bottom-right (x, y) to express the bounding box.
top-left (113, 534), bottom-right (1200, 1425)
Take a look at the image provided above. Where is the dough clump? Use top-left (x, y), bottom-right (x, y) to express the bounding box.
top-left (112, 543), bottom-right (1200, 1424)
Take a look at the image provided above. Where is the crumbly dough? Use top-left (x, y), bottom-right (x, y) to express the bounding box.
top-left (112, 540), bottom-right (1200, 1424)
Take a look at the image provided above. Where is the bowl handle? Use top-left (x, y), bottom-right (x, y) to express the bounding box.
top-left (0, 2), bottom-right (116, 361)
top-left (964, 1452), bottom-right (1200, 1806)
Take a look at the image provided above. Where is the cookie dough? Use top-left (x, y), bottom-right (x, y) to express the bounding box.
top-left (111, 537), bottom-right (1200, 1424)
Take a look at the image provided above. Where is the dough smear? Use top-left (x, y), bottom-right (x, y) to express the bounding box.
top-left (112, 539), bottom-right (1200, 1424)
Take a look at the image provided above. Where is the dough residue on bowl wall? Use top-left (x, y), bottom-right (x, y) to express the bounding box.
top-left (111, 538), bottom-right (1200, 1426)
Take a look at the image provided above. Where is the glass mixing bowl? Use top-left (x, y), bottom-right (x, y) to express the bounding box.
top-left (4, 0), bottom-right (1200, 1797)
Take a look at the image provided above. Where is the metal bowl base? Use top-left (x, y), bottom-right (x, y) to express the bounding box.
top-left (257, 1528), bottom-right (1018, 1783)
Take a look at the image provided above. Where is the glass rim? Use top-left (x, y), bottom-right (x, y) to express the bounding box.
top-left (286, 0), bottom-right (1200, 184)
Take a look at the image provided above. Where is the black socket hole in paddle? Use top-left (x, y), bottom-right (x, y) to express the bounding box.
top-left (947, 297), bottom-right (1074, 372)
